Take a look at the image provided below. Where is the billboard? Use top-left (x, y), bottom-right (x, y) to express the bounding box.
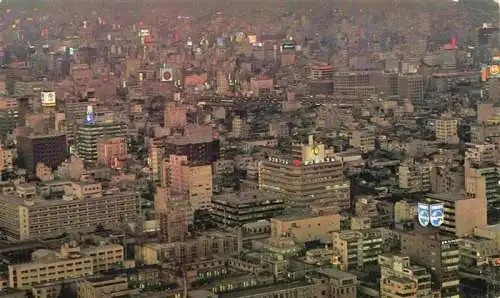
top-left (418, 203), bottom-right (444, 228)
top-left (429, 204), bottom-right (444, 227)
top-left (160, 68), bottom-right (173, 82)
top-left (41, 91), bottom-right (56, 107)
top-left (282, 43), bottom-right (296, 50)
top-left (489, 64), bottom-right (500, 79)
top-left (418, 203), bottom-right (430, 227)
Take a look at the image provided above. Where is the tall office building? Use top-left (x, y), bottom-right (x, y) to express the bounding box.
top-left (401, 231), bottom-right (460, 298)
top-left (156, 125), bottom-right (220, 166)
top-left (308, 64), bottom-right (334, 95)
top-left (76, 106), bottom-right (127, 164)
top-left (420, 193), bottom-right (487, 237)
top-left (154, 187), bottom-right (189, 243)
top-left (164, 154), bottom-right (213, 211)
top-left (333, 71), bottom-right (378, 97)
top-left (164, 102), bottom-right (187, 130)
top-left (64, 97), bottom-right (89, 143)
top-left (398, 74), bottom-right (424, 105)
top-left (259, 135), bottom-right (350, 212)
top-left (17, 133), bottom-right (67, 173)
top-left (465, 165), bottom-right (500, 224)
top-left (0, 97), bottom-right (18, 139)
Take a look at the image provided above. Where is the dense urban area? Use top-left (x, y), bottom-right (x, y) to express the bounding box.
top-left (0, 0), bottom-right (497, 297)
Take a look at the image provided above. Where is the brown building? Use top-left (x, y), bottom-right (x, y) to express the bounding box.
top-left (155, 187), bottom-right (190, 242)
top-left (271, 213), bottom-right (341, 244)
top-left (97, 137), bottom-right (127, 169)
top-left (401, 231), bottom-right (460, 298)
top-left (17, 133), bottom-right (67, 173)
top-left (421, 193), bottom-right (487, 237)
top-left (259, 136), bottom-right (349, 211)
top-left (153, 126), bottom-right (220, 166)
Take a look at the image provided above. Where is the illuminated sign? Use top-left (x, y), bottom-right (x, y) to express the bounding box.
top-left (418, 203), bottom-right (430, 227)
top-left (160, 68), bottom-right (173, 82)
top-left (429, 204), bottom-right (444, 227)
top-left (282, 43), bottom-right (296, 50)
top-left (84, 105), bottom-right (96, 125)
top-left (418, 203), bottom-right (444, 228)
top-left (40, 91), bottom-right (56, 107)
top-left (216, 37), bottom-right (224, 47)
top-left (490, 65), bottom-right (500, 77)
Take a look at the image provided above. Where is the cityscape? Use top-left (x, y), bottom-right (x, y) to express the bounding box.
top-left (0, 0), bottom-right (497, 297)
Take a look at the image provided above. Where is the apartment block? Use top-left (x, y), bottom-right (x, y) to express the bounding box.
top-left (379, 254), bottom-right (433, 298)
top-left (435, 118), bottom-right (458, 144)
top-left (8, 242), bottom-right (124, 289)
top-left (332, 229), bottom-right (383, 271)
top-left (0, 182), bottom-right (140, 240)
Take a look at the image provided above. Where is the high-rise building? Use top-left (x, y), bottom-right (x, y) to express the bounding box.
top-left (332, 229), bottom-right (383, 271)
top-left (154, 187), bottom-right (190, 242)
top-left (17, 133), bottom-right (67, 173)
top-left (420, 193), bottom-right (487, 237)
top-left (333, 71), bottom-right (378, 97)
top-left (259, 136), bottom-right (350, 212)
top-left (0, 97), bottom-right (18, 139)
top-left (401, 231), bottom-right (460, 298)
top-left (465, 165), bottom-right (500, 224)
top-left (76, 108), bottom-right (127, 164)
top-left (64, 97), bottom-right (89, 142)
top-left (156, 126), bottom-right (220, 166)
top-left (398, 74), bottom-right (424, 105)
top-left (164, 102), bottom-right (187, 129)
top-left (435, 118), bottom-right (459, 144)
top-left (164, 154), bottom-right (213, 211)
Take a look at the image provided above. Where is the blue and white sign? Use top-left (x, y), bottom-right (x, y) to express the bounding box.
top-left (418, 203), bottom-right (430, 227)
top-left (84, 105), bottom-right (96, 125)
top-left (430, 204), bottom-right (444, 227)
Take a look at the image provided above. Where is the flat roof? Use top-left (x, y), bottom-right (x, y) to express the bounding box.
top-left (478, 223), bottom-right (500, 232)
top-left (426, 192), bottom-right (468, 202)
top-left (218, 281), bottom-right (311, 298)
top-left (0, 190), bottom-right (137, 208)
top-left (316, 268), bottom-right (356, 280)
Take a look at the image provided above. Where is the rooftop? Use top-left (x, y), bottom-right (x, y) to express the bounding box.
top-left (218, 281), bottom-right (312, 298)
top-left (425, 192), bottom-right (468, 202)
top-left (316, 268), bottom-right (356, 280)
top-left (213, 191), bottom-right (284, 206)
